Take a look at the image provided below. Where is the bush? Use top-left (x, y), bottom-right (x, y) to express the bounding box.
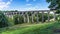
top-left (7, 17), bottom-right (14, 26)
top-left (13, 15), bottom-right (24, 25)
top-left (38, 13), bottom-right (53, 22)
top-left (56, 15), bottom-right (60, 22)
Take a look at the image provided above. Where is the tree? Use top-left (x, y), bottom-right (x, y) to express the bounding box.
top-left (56, 10), bottom-right (60, 14)
top-left (0, 11), bottom-right (9, 28)
top-left (13, 15), bottom-right (24, 25)
top-left (46, 0), bottom-right (60, 10)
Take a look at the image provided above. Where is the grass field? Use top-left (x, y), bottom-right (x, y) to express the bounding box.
top-left (1, 21), bottom-right (60, 34)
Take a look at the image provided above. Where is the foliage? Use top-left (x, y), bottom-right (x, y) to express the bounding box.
top-left (13, 14), bottom-right (24, 25)
top-left (46, 0), bottom-right (60, 10)
top-left (56, 15), bottom-right (60, 22)
top-left (0, 11), bottom-right (9, 28)
top-left (2, 22), bottom-right (59, 34)
top-left (7, 17), bottom-right (14, 26)
top-left (56, 10), bottom-right (60, 14)
top-left (38, 13), bottom-right (53, 22)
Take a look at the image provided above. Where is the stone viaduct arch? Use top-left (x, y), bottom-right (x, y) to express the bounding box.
top-left (4, 10), bottom-right (56, 23)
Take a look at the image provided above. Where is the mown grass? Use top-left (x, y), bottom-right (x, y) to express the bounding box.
top-left (1, 21), bottom-right (60, 34)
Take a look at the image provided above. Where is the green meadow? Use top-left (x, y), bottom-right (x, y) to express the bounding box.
top-left (1, 21), bottom-right (60, 34)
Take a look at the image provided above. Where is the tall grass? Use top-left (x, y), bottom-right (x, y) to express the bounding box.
top-left (2, 22), bottom-right (57, 34)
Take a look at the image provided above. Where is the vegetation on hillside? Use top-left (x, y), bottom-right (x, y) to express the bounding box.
top-left (13, 14), bottom-right (24, 24)
top-left (0, 11), bottom-right (9, 28)
top-left (1, 21), bottom-right (60, 34)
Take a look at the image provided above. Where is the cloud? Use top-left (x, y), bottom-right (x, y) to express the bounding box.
top-left (0, 0), bottom-right (2, 1)
top-left (21, 3), bottom-right (49, 11)
top-left (26, 0), bottom-right (36, 2)
top-left (19, 6), bottom-right (39, 11)
top-left (26, 4), bottom-right (32, 6)
top-left (0, 0), bottom-right (13, 10)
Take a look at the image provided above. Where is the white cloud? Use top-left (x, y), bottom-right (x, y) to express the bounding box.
top-left (26, 4), bottom-right (32, 6)
top-left (0, 0), bottom-right (2, 1)
top-left (0, 0), bottom-right (13, 10)
top-left (20, 3), bottom-right (49, 11)
top-left (19, 6), bottom-right (39, 11)
top-left (26, 0), bottom-right (36, 2)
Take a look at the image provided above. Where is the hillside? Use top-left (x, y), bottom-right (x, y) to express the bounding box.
top-left (1, 22), bottom-right (60, 34)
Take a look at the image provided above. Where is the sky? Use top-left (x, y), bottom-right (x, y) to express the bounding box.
top-left (0, 0), bottom-right (50, 11)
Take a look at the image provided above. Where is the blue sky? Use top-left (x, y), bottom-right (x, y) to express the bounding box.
top-left (0, 0), bottom-right (50, 11)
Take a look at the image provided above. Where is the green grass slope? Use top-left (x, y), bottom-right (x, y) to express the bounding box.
top-left (1, 22), bottom-right (60, 34)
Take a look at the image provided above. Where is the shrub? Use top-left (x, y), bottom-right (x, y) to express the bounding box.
top-left (56, 15), bottom-right (60, 22)
top-left (7, 17), bottom-right (14, 26)
top-left (13, 15), bottom-right (24, 25)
